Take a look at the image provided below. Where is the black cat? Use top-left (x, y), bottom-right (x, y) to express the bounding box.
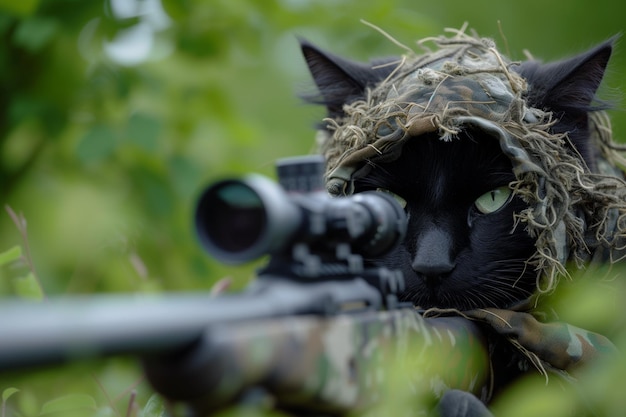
top-left (300, 34), bottom-right (615, 312)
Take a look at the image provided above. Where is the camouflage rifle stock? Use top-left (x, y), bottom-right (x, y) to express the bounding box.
top-left (0, 156), bottom-right (491, 416)
top-left (144, 304), bottom-right (490, 415)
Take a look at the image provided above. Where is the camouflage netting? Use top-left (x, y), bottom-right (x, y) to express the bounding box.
top-left (316, 28), bottom-right (626, 296)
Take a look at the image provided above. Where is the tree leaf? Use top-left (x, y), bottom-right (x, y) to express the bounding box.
top-left (0, 245), bottom-right (22, 267)
top-left (2, 387), bottom-right (19, 402)
top-left (126, 113), bottom-right (160, 152)
top-left (12, 16), bottom-right (59, 52)
top-left (40, 393), bottom-right (96, 415)
top-left (13, 272), bottom-right (44, 301)
top-left (139, 394), bottom-right (166, 417)
top-left (92, 406), bottom-right (116, 417)
top-left (76, 125), bottom-right (118, 164)
top-left (134, 169), bottom-right (173, 217)
top-left (168, 155), bottom-right (200, 197)
top-left (0, 0), bottom-right (39, 17)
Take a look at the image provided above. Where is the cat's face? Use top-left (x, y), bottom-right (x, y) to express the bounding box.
top-left (301, 35), bottom-right (613, 310)
top-left (352, 131), bottom-right (537, 309)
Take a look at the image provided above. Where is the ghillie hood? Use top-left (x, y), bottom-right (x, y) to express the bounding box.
top-left (306, 28), bottom-right (626, 296)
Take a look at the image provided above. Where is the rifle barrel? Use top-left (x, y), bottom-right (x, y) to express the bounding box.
top-left (0, 278), bottom-right (382, 370)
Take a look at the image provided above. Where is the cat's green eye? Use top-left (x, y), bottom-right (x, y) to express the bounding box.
top-left (376, 188), bottom-right (407, 209)
top-left (474, 186), bottom-right (512, 214)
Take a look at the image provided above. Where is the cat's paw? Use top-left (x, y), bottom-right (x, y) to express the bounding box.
top-left (436, 389), bottom-right (494, 417)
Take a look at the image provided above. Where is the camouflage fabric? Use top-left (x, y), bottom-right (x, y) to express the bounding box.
top-left (461, 307), bottom-right (617, 377)
top-left (145, 308), bottom-right (492, 415)
top-left (315, 28), bottom-right (625, 382)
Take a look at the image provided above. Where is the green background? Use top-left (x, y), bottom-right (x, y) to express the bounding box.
top-left (0, 0), bottom-right (625, 416)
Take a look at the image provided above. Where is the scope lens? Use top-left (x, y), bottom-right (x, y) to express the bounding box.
top-left (199, 182), bottom-right (266, 253)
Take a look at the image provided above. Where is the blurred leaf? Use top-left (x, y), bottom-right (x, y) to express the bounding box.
top-left (492, 373), bottom-right (576, 417)
top-left (2, 387), bottom-right (19, 402)
top-left (76, 125), bottom-right (118, 164)
top-left (93, 406), bottom-right (116, 417)
top-left (0, 0), bottom-right (39, 17)
top-left (161, 0), bottom-right (191, 20)
top-left (0, 14), bottom-right (13, 35)
top-left (168, 155), bottom-right (200, 197)
top-left (39, 393), bottom-right (96, 415)
top-left (13, 272), bottom-right (44, 301)
top-left (9, 96), bottom-right (46, 123)
top-left (126, 113), bottom-right (161, 152)
top-left (14, 388), bottom-right (39, 416)
top-left (140, 394), bottom-right (166, 417)
top-left (12, 16), bottom-right (58, 52)
top-left (134, 169), bottom-right (173, 217)
top-left (0, 245), bottom-right (22, 267)
top-left (100, 13), bottom-right (142, 40)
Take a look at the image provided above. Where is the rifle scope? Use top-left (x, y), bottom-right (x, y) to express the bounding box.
top-left (195, 156), bottom-right (407, 264)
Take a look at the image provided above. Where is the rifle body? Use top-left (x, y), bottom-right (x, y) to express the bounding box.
top-left (144, 309), bottom-right (489, 416)
top-left (0, 280), bottom-right (490, 415)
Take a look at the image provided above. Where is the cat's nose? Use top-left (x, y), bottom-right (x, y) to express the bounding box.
top-left (411, 225), bottom-right (456, 281)
top-left (413, 261), bottom-right (455, 279)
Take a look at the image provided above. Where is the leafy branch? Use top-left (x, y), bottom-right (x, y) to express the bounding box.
top-left (3, 205), bottom-right (46, 300)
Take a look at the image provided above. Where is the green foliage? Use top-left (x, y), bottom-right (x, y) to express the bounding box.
top-left (0, 0), bottom-right (39, 17)
top-left (12, 272), bottom-right (44, 300)
top-left (485, 265), bottom-right (626, 417)
top-left (0, 0), bottom-right (625, 416)
top-left (0, 246), bottom-right (21, 267)
top-left (139, 395), bottom-right (166, 417)
top-left (39, 393), bottom-right (97, 415)
top-left (2, 387), bottom-right (19, 417)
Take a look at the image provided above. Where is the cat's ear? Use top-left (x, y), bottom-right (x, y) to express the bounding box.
top-left (300, 39), bottom-right (398, 118)
top-left (516, 38), bottom-right (616, 114)
top-left (515, 37), bottom-right (617, 166)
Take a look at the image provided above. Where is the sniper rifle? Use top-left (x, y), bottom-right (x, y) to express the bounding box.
top-left (0, 155), bottom-right (491, 416)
